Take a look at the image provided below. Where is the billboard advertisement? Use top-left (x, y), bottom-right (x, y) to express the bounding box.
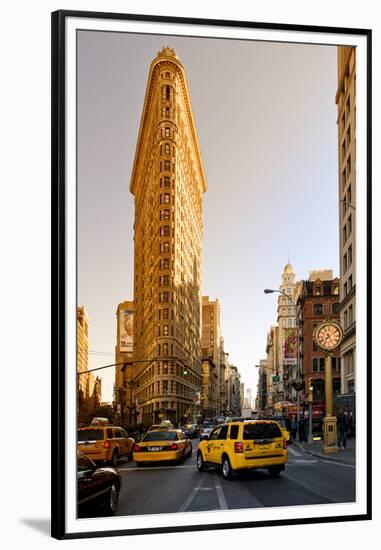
top-left (119, 309), bottom-right (133, 353)
top-left (283, 328), bottom-right (297, 365)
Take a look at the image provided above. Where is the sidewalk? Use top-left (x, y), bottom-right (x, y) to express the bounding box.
top-left (293, 437), bottom-right (355, 466)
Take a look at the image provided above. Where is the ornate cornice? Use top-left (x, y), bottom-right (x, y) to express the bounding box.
top-left (130, 51), bottom-right (207, 196)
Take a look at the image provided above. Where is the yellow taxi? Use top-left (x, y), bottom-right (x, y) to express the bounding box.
top-left (132, 429), bottom-right (192, 466)
top-left (197, 420), bottom-right (288, 479)
top-left (77, 424), bottom-right (134, 466)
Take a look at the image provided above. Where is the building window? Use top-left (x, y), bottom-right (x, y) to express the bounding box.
top-left (164, 127), bottom-right (170, 137)
top-left (163, 193), bottom-right (170, 204)
top-left (160, 292), bottom-right (170, 303)
top-left (348, 305), bottom-right (353, 325)
top-left (160, 225), bottom-right (170, 237)
top-left (163, 325), bottom-right (169, 336)
top-left (323, 304), bottom-right (331, 315)
top-left (344, 310), bottom-right (348, 329)
top-left (164, 176), bottom-right (170, 187)
top-left (164, 143), bottom-right (170, 155)
top-left (319, 358), bottom-right (325, 372)
top-left (314, 303), bottom-right (323, 315)
top-left (348, 244), bottom-right (352, 267)
top-left (315, 286), bottom-right (321, 296)
top-left (164, 160), bottom-right (171, 171)
top-left (332, 303), bottom-right (340, 314)
top-left (312, 358), bottom-right (318, 372)
top-left (348, 275), bottom-right (353, 291)
top-left (163, 343), bottom-right (168, 356)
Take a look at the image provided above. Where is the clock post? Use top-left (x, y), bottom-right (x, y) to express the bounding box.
top-left (313, 320), bottom-right (343, 454)
top-left (322, 352), bottom-right (338, 453)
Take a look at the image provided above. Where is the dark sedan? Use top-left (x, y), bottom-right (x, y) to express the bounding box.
top-left (77, 450), bottom-right (122, 517)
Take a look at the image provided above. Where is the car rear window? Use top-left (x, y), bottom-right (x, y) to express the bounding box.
top-left (77, 429), bottom-right (104, 442)
top-left (143, 431), bottom-right (177, 441)
top-left (243, 423), bottom-right (282, 440)
top-left (202, 423), bottom-right (214, 428)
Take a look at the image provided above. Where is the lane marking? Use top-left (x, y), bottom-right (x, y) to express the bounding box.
top-left (119, 465), bottom-right (194, 471)
top-left (213, 475), bottom-right (228, 510)
top-left (177, 475), bottom-right (206, 513)
top-left (289, 460), bottom-right (317, 464)
top-left (288, 446), bottom-right (302, 457)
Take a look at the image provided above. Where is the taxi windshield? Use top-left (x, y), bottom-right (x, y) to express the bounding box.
top-left (143, 431), bottom-right (178, 441)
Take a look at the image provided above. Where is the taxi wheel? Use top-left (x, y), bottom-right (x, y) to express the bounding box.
top-left (197, 451), bottom-right (205, 471)
top-left (221, 455), bottom-right (233, 480)
top-left (177, 450), bottom-right (185, 465)
top-left (110, 451), bottom-right (119, 467)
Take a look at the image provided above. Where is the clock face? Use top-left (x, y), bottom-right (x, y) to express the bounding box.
top-left (316, 323), bottom-right (342, 350)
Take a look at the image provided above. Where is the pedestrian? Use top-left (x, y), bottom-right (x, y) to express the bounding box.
top-left (337, 409), bottom-right (348, 449)
top-left (298, 416), bottom-right (306, 443)
top-left (290, 415), bottom-right (297, 441)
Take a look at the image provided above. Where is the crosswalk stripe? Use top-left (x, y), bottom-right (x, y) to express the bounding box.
top-left (288, 446), bottom-right (302, 457)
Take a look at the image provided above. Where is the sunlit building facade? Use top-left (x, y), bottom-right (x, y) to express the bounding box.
top-left (336, 46), bottom-right (356, 396)
top-left (130, 48), bottom-right (207, 425)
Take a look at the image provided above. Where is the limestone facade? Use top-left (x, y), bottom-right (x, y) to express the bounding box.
top-left (336, 46), bottom-right (356, 395)
top-left (130, 48), bottom-right (207, 425)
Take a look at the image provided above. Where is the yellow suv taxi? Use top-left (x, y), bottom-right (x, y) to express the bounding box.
top-left (197, 420), bottom-right (288, 479)
top-left (77, 425), bottom-right (134, 466)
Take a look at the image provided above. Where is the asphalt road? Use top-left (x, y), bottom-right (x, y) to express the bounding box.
top-left (114, 439), bottom-right (356, 516)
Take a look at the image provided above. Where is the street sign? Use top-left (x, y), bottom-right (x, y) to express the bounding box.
top-left (272, 375), bottom-right (280, 382)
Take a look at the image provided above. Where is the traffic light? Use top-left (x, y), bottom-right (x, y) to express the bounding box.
top-left (309, 382), bottom-right (314, 392)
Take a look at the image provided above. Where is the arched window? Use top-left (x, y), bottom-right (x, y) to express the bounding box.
top-left (333, 378), bottom-right (341, 394)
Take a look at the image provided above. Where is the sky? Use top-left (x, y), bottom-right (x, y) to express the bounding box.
top-left (77, 30), bottom-right (339, 403)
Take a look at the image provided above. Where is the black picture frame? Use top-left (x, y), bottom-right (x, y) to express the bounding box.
top-left (51, 9), bottom-right (372, 540)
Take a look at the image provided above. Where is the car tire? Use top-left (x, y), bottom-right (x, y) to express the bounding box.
top-left (221, 455), bottom-right (234, 480)
top-left (196, 451), bottom-right (205, 472)
top-left (268, 466), bottom-right (282, 477)
top-left (110, 451), bottom-right (119, 467)
top-left (103, 483), bottom-right (119, 515)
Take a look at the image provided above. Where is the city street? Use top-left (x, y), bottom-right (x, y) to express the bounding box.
top-left (114, 440), bottom-right (355, 516)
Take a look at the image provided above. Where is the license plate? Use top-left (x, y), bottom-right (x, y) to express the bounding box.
top-left (149, 446), bottom-right (160, 451)
top-left (259, 445), bottom-right (269, 449)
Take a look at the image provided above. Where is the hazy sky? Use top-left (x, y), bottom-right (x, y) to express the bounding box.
top-left (77, 31), bottom-right (339, 403)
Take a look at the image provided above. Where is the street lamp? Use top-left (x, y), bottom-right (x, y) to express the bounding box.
top-left (263, 288), bottom-right (301, 432)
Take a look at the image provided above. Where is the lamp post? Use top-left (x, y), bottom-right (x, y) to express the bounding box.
top-left (264, 288), bottom-right (301, 433)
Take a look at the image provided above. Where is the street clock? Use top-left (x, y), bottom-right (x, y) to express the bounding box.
top-left (313, 320), bottom-right (343, 352)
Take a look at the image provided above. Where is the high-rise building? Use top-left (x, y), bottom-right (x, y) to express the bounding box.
top-left (114, 301), bottom-right (134, 425)
top-left (276, 263), bottom-right (298, 403)
top-left (77, 306), bottom-right (89, 424)
top-left (336, 47), bottom-right (356, 396)
top-left (201, 296), bottom-right (221, 415)
top-left (130, 47), bottom-right (207, 425)
top-left (266, 325), bottom-right (280, 408)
